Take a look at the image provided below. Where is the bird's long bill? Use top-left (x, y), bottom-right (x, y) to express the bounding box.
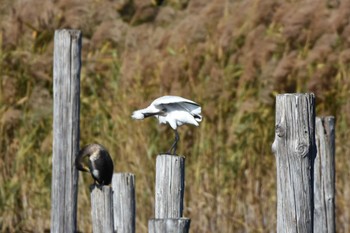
top-left (131, 109), bottom-right (162, 119)
top-left (143, 112), bottom-right (161, 117)
top-left (75, 153), bottom-right (90, 172)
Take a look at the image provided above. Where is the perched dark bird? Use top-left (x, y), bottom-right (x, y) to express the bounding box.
top-left (132, 95), bottom-right (202, 154)
top-left (75, 144), bottom-right (114, 185)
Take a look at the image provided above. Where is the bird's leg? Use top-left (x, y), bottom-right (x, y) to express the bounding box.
top-left (174, 130), bottom-right (179, 154)
top-left (93, 179), bottom-right (103, 190)
top-left (168, 129), bottom-right (179, 155)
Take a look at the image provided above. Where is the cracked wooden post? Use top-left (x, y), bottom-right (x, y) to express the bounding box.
top-left (51, 29), bottom-right (82, 233)
top-left (272, 93), bottom-right (316, 233)
top-left (155, 154), bottom-right (185, 218)
top-left (112, 173), bottom-right (136, 233)
top-left (149, 154), bottom-right (191, 233)
top-left (149, 218), bottom-right (191, 233)
top-left (91, 185), bottom-right (114, 233)
top-left (314, 116), bottom-right (335, 233)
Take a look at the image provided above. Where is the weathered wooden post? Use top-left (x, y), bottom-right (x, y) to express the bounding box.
top-left (272, 93), bottom-right (316, 233)
top-left (148, 154), bottom-right (191, 233)
top-left (148, 218), bottom-right (191, 233)
top-left (155, 154), bottom-right (185, 218)
top-left (51, 29), bottom-right (82, 233)
top-left (112, 173), bottom-right (136, 233)
top-left (314, 116), bottom-right (335, 233)
top-left (91, 186), bottom-right (114, 233)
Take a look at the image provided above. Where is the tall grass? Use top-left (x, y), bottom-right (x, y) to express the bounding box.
top-left (1, 0), bottom-right (350, 232)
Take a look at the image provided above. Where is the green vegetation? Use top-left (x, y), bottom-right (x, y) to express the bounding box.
top-left (1, 0), bottom-right (350, 232)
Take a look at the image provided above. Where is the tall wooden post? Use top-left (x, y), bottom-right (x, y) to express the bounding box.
top-left (272, 93), bottom-right (316, 233)
top-left (148, 218), bottom-right (191, 233)
top-left (149, 154), bottom-right (191, 233)
top-left (112, 173), bottom-right (136, 233)
top-left (91, 186), bottom-right (114, 233)
top-left (51, 29), bottom-right (82, 233)
top-left (314, 116), bottom-right (335, 233)
top-left (155, 154), bottom-right (185, 218)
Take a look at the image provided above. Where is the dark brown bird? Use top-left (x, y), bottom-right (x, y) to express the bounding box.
top-left (75, 144), bottom-right (114, 185)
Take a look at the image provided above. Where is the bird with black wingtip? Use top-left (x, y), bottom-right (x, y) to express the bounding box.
top-left (131, 95), bottom-right (202, 155)
top-left (75, 143), bottom-right (114, 186)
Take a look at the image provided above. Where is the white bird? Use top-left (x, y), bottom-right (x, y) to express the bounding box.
top-left (131, 95), bottom-right (202, 154)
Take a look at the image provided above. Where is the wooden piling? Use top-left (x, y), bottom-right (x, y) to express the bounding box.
top-left (155, 154), bottom-right (185, 218)
top-left (149, 154), bottom-right (190, 233)
top-left (272, 93), bottom-right (316, 233)
top-left (91, 185), bottom-right (114, 233)
top-left (112, 173), bottom-right (136, 233)
top-left (51, 29), bottom-right (82, 233)
top-left (148, 218), bottom-right (191, 233)
top-left (314, 116), bottom-right (335, 233)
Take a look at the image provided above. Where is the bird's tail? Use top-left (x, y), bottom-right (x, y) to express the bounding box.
top-left (192, 107), bottom-right (202, 122)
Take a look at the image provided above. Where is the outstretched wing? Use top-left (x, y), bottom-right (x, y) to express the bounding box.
top-left (152, 96), bottom-right (200, 107)
top-left (132, 95), bottom-right (202, 121)
top-left (157, 101), bottom-right (202, 121)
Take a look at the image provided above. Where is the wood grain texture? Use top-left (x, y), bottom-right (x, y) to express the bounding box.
top-left (112, 173), bottom-right (136, 233)
top-left (155, 154), bottom-right (185, 218)
top-left (272, 93), bottom-right (316, 233)
top-left (91, 185), bottom-right (114, 233)
top-left (148, 218), bottom-right (191, 233)
top-left (314, 117), bottom-right (335, 233)
top-left (51, 29), bottom-right (82, 233)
